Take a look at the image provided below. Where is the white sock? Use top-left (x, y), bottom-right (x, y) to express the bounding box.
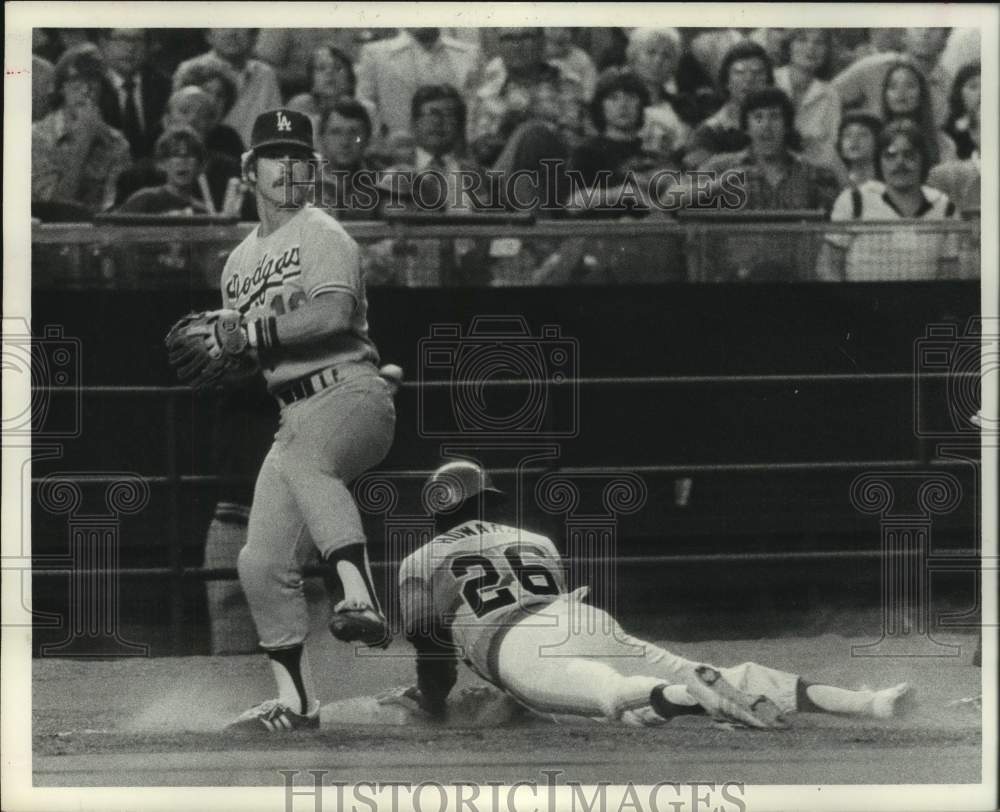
top-left (662, 684), bottom-right (699, 706)
top-left (337, 560), bottom-right (376, 607)
top-left (805, 684), bottom-right (874, 715)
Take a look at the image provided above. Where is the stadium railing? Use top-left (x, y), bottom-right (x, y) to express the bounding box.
top-left (31, 215), bottom-right (981, 288)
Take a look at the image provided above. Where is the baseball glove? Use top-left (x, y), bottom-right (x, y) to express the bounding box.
top-left (164, 309), bottom-right (257, 389)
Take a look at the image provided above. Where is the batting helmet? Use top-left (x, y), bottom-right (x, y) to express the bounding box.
top-left (423, 461), bottom-right (502, 515)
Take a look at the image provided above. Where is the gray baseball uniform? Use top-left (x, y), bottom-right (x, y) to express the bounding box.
top-left (222, 204), bottom-right (395, 649)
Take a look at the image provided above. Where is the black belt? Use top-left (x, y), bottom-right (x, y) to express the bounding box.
top-left (274, 367), bottom-right (340, 406)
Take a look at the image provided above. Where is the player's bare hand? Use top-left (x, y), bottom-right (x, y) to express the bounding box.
top-left (376, 686), bottom-right (444, 721)
top-left (379, 364), bottom-right (403, 396)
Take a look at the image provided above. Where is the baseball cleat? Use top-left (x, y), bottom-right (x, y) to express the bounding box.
top-left (225, 699), bottom-right (320, 732)
top-left (867, 682), bottom-right (915, 719)
top-left (687, 665), bottom-right (784, 729)
top-left (329, 599), bottom-right (392, 649)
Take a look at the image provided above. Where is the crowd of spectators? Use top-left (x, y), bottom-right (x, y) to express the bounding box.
top-left (29, 26), bottom-right (982, 283)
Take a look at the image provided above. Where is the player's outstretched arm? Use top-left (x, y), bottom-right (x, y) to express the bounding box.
top-left (399, 577), bottom-right (458, 719)
top-left (407, 629), bottom-right (458, 720)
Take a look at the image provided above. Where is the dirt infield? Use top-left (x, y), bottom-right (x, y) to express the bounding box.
top-left (33, 633), bottom-right (983, 786)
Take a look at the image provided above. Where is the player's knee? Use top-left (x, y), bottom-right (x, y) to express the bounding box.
top-left (236, 543), bottom-right (275, 599)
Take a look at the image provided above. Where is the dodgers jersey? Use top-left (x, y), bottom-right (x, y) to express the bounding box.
top-left (398, 521), bottom-right (567, 679)
top-left (221, 205), bottom-right (379, 390)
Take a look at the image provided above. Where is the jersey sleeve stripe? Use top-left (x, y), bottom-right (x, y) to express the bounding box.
top-left (308, 283), bottom-right (357, 300)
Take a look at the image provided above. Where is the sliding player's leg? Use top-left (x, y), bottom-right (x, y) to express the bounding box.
top-left (493, 598), bottom-right (670, 722)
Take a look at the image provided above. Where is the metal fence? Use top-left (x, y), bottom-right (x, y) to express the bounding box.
top-left (31, 217), bottom-right (981, 289)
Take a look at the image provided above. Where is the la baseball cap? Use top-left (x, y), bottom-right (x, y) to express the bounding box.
top-left (250, 108), bottom-right (314, 154)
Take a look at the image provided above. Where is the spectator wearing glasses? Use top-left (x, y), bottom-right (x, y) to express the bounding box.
top-left (879, 60), bottom-right (956, 167)
top-left (367, 86), bottom-right (491, 286)
top-left (682, 41), bottom-right (773, 169)
top-left (818, 119), bottom-right (959, 282)
top-left (373, 85), bottom-right (480, 214)
top-left (32, 45), bottom-right (131, 215)
top-left (287, 45), bottom-right (360, 145)
top-left (773, 29), bottom-right (842, 173)
top-left (96, 28), bottom-right (172, 159)
top-left (356, 28), bottom-right (481, 140)
top-left (174, 29), bottom-right (282, 146)
top-left (172, 59), bottom-right (245, 160)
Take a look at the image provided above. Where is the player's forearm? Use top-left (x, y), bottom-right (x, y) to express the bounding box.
top-left (409, 630), bottom-right (458, 717)
top-left (244, 294), bottom-right (354, 351)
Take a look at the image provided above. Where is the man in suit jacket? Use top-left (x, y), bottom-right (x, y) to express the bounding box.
top-left (356, 28), bottom-right (481, 139)
top-left (368, 85), bottom-right (494, 287)
top-left (97, 29), bottom-right (172, 159)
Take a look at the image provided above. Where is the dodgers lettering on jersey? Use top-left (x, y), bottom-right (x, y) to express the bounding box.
top-left (221, 205), bottom-right (379, 390)
top-left (398, 521), bottom-right (567, 680)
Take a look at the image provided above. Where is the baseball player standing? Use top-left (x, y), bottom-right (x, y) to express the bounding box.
top-left (394, 461), bottom-right (914, 728)
top-left (197, 108), bottom-right (396, 732)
